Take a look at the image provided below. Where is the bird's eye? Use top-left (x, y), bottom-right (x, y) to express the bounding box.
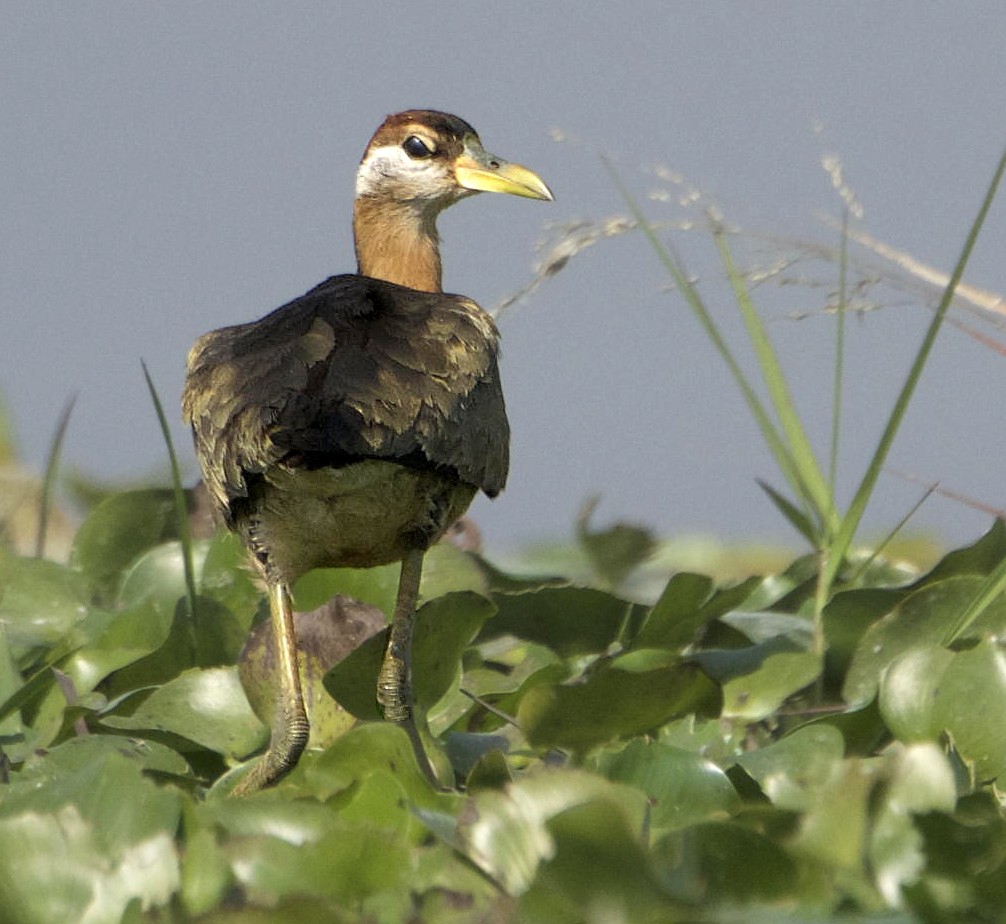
top-left (402, 135), bottom-right (434, 159)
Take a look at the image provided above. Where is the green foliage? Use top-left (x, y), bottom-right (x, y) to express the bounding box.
top-left (4, 481), bottom-right (1006, 922)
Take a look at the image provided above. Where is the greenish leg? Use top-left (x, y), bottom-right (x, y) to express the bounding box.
top-left (232, 582), bottom-right (309, 795)
top-left (378, 548), bottom-right (437, 783)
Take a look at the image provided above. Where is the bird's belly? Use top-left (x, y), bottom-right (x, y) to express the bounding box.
top-left (246, 459), bottom-right (476, 581)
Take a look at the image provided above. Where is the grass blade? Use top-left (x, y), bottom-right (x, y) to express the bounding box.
top-left (141, 360), bottom-right (198, 620)
top-left (34, 394), bottom-right (77, 559)
top-left (713, 227), bottom-right (837, 535)
top-left (828, 211), bottom-right (849, 493)
top-left (604, 158), bottom-right (824, 539)
top-left (757, 479), bottom-right (818, 546)
top-left (822, 144), bottom-right (1006, 589)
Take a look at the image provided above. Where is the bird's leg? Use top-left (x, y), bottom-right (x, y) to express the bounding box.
top-left (232, 581), bottom-right (309, 795)
top-left (377, 548), bottom-right (436, 782)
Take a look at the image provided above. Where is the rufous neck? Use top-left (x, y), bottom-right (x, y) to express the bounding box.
top-left (353, 197), bottom-right (443, 293)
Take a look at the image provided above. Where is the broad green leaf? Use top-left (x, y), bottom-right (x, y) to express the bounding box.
top-left (0, 557), bottom-right (88, 653)
top-left (479, 585), bottom-right (641, 658)
top-left (0, 625), bottom-right (24, 740)
top-left (102, 666), bottom-right (266, 758)
top-left (15, 733), bottom-right (190, 783)
top-left (293, 541), bottom-right (486, 615)
top-left (0, 744), bottom-right (182, 924)
top-left (735, 724), bottom-right (845, 811)
top-left (304, 722), bottom-right (450, 810)
top-left (721, 651), bottom-right (821, 721)
top-left (658, 821), bottom-right (803, 906)
top-left (933, 641), bottom-right (1006, 781)
top-left (632, 571), bottom-right (713, 650)
top-left (517, 798), bottom-right (682, 922)
top-left (576, 499), bottom-right (659, 588)
top-left (791, 757), bottom-right (874, 871)
top-left (593, 738), bottom-right (739, 829)
top-left (0, 807), bottom-right (178, 924)
top-left (870, 743), bottom-right (957, 907)
top-left (878, 645), bottom-right (954, 743)
top-left (226, 818), bottom-right (411, 907)
top-left (518, 661), bottom-right (719, 753)
top-left (844, 575), bottom-right (1006, 706)
top-left (454, 767), bottom-right (647, 894)
top-left (69, 488), bottom-right (179, 600)
top-left (324, 591), bottom-right (494, 720)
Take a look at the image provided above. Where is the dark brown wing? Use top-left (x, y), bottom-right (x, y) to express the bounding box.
top-left (182, 274), bottom-right (509, 521)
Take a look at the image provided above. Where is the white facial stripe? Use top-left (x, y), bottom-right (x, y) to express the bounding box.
top-left (355, 144), bottom-right (449, 199)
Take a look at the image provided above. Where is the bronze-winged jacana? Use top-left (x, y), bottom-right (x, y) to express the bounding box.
top-left (182, 110), bottom-right (552, 794)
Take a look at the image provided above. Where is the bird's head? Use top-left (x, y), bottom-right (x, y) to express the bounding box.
top-left (355, 110), bottom-right (553, 210)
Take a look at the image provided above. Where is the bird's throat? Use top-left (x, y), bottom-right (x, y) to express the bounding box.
top-left (353, 197), bottom-right (443, 293)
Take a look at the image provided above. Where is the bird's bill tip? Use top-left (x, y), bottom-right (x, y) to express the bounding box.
top-left (454, 151), bottom-right (554, 202)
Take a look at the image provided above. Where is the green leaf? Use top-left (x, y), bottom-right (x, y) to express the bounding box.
top-left (480, 585), bottom-right (640, 659)
top-left (324, 591), bottom-right (495, 719)
top-left (304, 722), bottom-right (449, 811)
top-left (844, 575), bottom-right (1006, 706)
top-left (517, 661), bottom-right (719, 753)
top-left (735, 724), bottom-right (845, 811)
top-left (632, 571), bottom-right (713, 650)
top-left (0, 557), bottom-right (88, 653)
top-left (659, 821), bottom-right (803, 906)
top-left (720, 651), bottom-right (821, 721)
top-left (293, 541), bottom-right (487, 615)
top-left (593, 738), bottom-right (739, 830)
top-left (933, 641), bottom-right (1006, 781)
top-left (454, 767), bottom-right (647, 894)
top-left (102, 666), bottom-right (266, 758)
top-left (878, 645), bottom-right (954, 743)
top-left (69, 489), bottom-right (179, 600)
top-left (0, 742), bottom-right (183, 924)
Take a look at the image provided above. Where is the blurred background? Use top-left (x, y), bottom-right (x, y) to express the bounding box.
top-left (3, 3), bottom-right (1005, 557)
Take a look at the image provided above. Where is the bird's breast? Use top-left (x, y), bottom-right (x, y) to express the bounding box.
top-left (240, 459), bottom-right (477, 583)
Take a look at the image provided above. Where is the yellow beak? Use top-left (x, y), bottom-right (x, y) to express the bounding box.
top-left (454, 141), bottom-right (554, 201)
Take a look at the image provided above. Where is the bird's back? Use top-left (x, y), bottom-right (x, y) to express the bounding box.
top-left (182, 274), bottom-right (510, 539)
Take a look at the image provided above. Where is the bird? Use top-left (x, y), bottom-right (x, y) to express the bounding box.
top-left (182, 110), bottom-right (552, 794)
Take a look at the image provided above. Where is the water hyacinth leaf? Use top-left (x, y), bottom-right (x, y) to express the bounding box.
top-left (844, 575), bottom-right (1006, 706)
top-left (455, 768), bottom-right (647, 894)
top-left (518, 798), bottom-right (681, 922)
top-left (0, 557), bottom-right (88, 653)
top-left (721, 651), bottom-right (821, 721)
top-left (870, 743), bottom-right (958, 907)
top-left (479, 585), bottom-right (640, 658)
top-left (226, 820), bottom-right (411, 907)
top-left (632, 571), bottom-right (713, 651)
top-left (69, 488), bottom-right (179, 599)
top-left (932, 641), bottom-right (1006, 782)
top-left (886, 742), bottom-right (957, 814)
top-left (878, 645), bottom-right (953, 743)
top-left (293, 541), bottom-right (486, 616)
top-left (576, 498), bottom-right (659, 588)
top-left (735, 724), bottom-right (845, 811)
top-left (660, 822), bottom-right (804, 907)
top-left (62, 601), bottom-right (175, 694)
top-left (593, 738), bottom-right (739, 830)
top-left (102, 666), bottom-right (266, 759)
top-left (518, 661), bottom-right (719, 753)
top-left (324, 591), bottom-right (494, 719)
top-left (198, 529), bottom-right (261, 622)
top-left (0, 806), bottom-right (179, 924)
top-left (304, 722), bottom-right (448, 808)
top-left (17, 733), bottom-right (191, 782)
top-left (792, 757), bottom-right (874, 871)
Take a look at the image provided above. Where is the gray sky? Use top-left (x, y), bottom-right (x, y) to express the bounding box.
top-left (4, 3), bottom-right (1006, 554)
